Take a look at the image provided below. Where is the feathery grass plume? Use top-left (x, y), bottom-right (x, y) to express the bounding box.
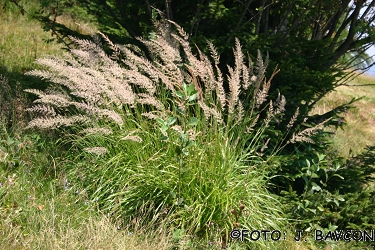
top-left (275, 91), bottom-right (286, 115)
top-left (121, 135), bottom-right (143, 143)
top-left (207, 40), bottom-right (226, 109)
top-left (80, 127), bottom-right (113, 136)
top-left (26, 115), bottom-right (90, 129)
top-left (141, 112), bottom-right (162, 120)
top-left (25, 18), bottom-right (328, 247)
top-left (84, 147), bottom-right (108, 156)
top-left (287, 107), bottom-right (300, 129)
top-left (288, 118), bottom-right (332, 144)
top-left (246, 114), bottom-right (260, 133)
top-left (26, 104), bottom-right (57, 117)
top-left (255, 69), bottom-right (278, 108)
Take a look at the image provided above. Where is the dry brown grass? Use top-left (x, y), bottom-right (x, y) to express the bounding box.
top-left (1, 215), bottom-right (173, 250)
top-left (56, 14), bottom-right (97, 35)
top-left (311, 73), bottom-right (375, 158)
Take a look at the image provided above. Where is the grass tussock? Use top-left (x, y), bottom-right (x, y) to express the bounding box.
top-left (19, 18), bottom-right (329, 249)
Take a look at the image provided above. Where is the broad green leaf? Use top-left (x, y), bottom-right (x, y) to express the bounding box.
top-left (187, 83), bottom-right (196, 94)
top-left (170, 191), bottom-right (176, 198)
top-left (307, 208), bottom-right (316, 214)
top-left (176, 91), bottom-right (185, 99)
top-left (188, 93), bottom-right (197, 102)
top-left (311, 173), bottom-right (319, 178)
top-left (167, 117), bottom-right (177, 126)
top-left (161, 125), bottom-right (168, 133)
top-left (182, 82), bottom-right (188, 92)
top-left (305, 159), bottom-right (310, 168)
top-left (186, 140), bottom-right (196, 148)
top-left (333, 199), bottom-right (340, 207)
top-left (157, 118), bottom-right (165, 125)
top-left (337, 196), bottom-right (345, 201)
top-left (317, 153), bottom-right (325, 161)
top-left (311, 182), bottom-right (321, 192)
top-left (188, 117), bottom-right (198, 126)
top-left (304, 200), bottom-right (310, 207)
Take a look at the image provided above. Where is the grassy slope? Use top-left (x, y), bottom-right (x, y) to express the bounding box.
top-left (312, 74), bottom-right (375, 158)
top-left (0, 2), bottom-right (63, 79)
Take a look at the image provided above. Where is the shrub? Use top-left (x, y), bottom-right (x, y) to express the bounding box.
top-left (24, 20), bottom-right (326, 248)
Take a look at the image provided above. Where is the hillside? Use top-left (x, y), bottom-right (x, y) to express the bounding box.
top-left (312, 73), bottom-right (375, 158)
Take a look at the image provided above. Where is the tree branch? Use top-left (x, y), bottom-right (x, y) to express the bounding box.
top-left (165, 0), bottom-right (173, 21)
top-left (328, 0), bottom-right (365, 67)
top-left (145, 0), bottom-right (152, 20)
top-left (226, 0), bottom-right (254, 43)
top-left (99, 0), bottom-right (138, 38)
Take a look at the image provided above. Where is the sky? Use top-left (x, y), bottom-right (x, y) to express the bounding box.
top-left (367, 46), bottom-right (375, 76)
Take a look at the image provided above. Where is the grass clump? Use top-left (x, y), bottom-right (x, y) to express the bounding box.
top-left (22, 19), bottom-right (328, 248)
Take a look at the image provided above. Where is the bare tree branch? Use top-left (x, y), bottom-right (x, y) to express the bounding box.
top-left (226, 0), bottom-right (254, 43)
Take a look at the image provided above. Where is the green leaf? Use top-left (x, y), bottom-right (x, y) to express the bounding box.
top-left (317, 153), bottom-right (325, 161)
top-left (305, 159), bottom-right (311, 168)
top-left (167, 117), bottom-right (177, 126)
top-left (333, 174), bottom-right (344, 180)
top-left (157, 118), bottom-right (165, 125)
top-left (0, 146), bottom-right (7, 153)
top-left (180, 132), bottom-right (188, 142)
top-left (188, 93), bottom-right (197, 102)
top-left (306, 169), bottom-right (312, 176)
top-left (304, 200), bottom-right (310, 207)
top-left (186, 140), bottom-right (196, 148)
top-left (188, 117), bottom-right (198, 126)
top-left (336, 196), bottom-right (345, 202)
top-left (161, 125), bottom-right (168, 133)
top-left (311, 182), bottom-right (321, 192)
top-left (176, 91), bottom-right (185, 99)
top-left (170, 191), bottom-right (176, 199)
top-left (307, 208), bottom-right (316, 214)
top-left (333, 199), bottom-right (340, 207)
top-left (7, 139), bottom-right (15, 146)
top-left (311, 173), bottom-right (319, 178)
top-left (187, 83), bottom-right (195, 93)
top-left (182, 82), bottom-right (188, 92)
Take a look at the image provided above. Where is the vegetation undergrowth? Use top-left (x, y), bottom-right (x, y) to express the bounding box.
top-left (20, 17), bottom-right (331, 248)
